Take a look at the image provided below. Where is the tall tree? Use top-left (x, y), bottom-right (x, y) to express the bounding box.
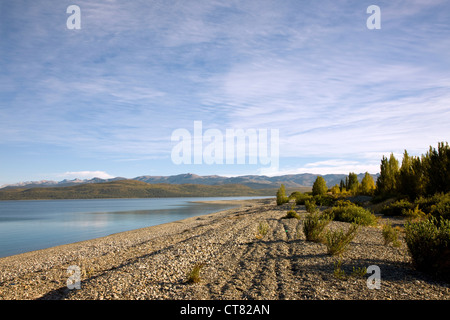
top-left (339, 179), bottom-right (345, 192)
top-left (398, 150), bottom-right (426, 199)
top-left (347, 172), bottom-right (359, 194)
top-left (360, 172), bottom-right (375, 195)
top-left (376, 153), bottom-right (399, 197)
top-left (425, 142), bottom-right (450, 195)
top-left (312, 176), bottom-right (328, 196)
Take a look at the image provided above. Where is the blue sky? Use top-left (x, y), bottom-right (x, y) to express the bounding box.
top-left (1, 0), bottom-right (449, 186)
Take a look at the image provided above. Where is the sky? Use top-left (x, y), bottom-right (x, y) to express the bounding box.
top-left (0, 0), bottom-right (449, 186)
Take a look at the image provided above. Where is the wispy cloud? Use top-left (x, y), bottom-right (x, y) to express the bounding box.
top-left (58, 171), bottom-right (114, 180)
top-left (0, 0), bottom-right (449, 183)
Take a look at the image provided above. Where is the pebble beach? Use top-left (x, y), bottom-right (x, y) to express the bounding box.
top-left (0, 198), bottom-right (448, 300)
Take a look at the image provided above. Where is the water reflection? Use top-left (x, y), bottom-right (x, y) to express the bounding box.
top-left (0, 196), bottom-right (270, 257)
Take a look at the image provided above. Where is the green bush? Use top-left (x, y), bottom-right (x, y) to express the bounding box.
top-left (304, 199), bottom-right (317, 214)
top-left (295, 193), bottom-right (313, 205)
top-left (402, 205), bottom-right (426, 219)
top-left (324, 224), bottom-right (359, 256)
top-left (380, 199), bottom-right (414, 216)
top-left (313, 194), bottom-right (336, 207)
top-left (382, 220), bottom-right (401, 247)
top-left (282, 204), bottom-right (301, 219)
top-left (415, 193), bottom-right (450, 220)
top-left (303, 212), bottom-right (330, 242)
top-left (381, 194), bottom-right (450, 220)
top-left (325, 201), bottom-right (377, 226)
top-left (405, 217), bottom-right (450, 281)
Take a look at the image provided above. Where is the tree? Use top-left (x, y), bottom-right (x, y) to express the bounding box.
top-left (376, 153), bottom-right (399, 197)
top-left (339, 180), bottom-right (345, 192)
top-left (347, 172), bottom-right (359, 194)
top-left (312, 176), bottom-right (328, 196)
top-left (330, 184), bottom-right (340, 195)
top-left (425, 142), bottom-right (450, 195)
top-left (276, 184), bottom-right (288, 205)
top-left (360, 172), bottom-right (375, 195)
top-left (398, 150), bottom-right (425, 199)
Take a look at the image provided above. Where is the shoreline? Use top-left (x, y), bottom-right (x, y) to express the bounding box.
top-left (1, 198), bottom-right (449, 300)
top-left (0, 198), bottom-right (259, 260)
top-left (0, 196), bottom-right (272, 259)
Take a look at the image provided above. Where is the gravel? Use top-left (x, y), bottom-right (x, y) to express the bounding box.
top-left (0, 199), bottom-right (448, 300)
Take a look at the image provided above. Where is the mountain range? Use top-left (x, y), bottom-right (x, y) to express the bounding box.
top-left (1, 172), bottom-right (379, 190)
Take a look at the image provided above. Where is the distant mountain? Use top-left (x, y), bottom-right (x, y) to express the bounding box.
top-left (0, 177), bottom-right (127, 190)
top-left (0, 179), bottom-right (275, 200)
top-left (133, 173), bottom-right (379, 190)
top-left (1, 172), bottom-right (379, 191)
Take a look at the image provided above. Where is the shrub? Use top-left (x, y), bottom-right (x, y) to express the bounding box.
top-left (303, 212), bottom-right (330, 242)
top-left (313, 194), bottom-right (336, 207)
top-left (326, 201), bottom-right (377, 226)
top-left (380, 199), bottom-right (414, 216)
top-left (402, 205), bottom-right (426, 219)
top-left (324, 224), bottom-right (359, 256)
top-left (304, 200), bottom-right (317, 214)
top-left (282, 204), bottom-right (301, 219)
top-left (289, 191), bottom-right (303, 200)
top-left (415, 193), bottom-right (450, 220)
top-left (382, 220), bottom-right (401, 247)
top-left (404, 217), bottom-right (450, 281)
top-left (295, 193), bottom-right (313, 205)
top-left (276, 184), bottom-right (289, 205)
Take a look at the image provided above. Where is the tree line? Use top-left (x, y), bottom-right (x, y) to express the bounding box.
top-left (376, 141), bottom-right (449, 200)
top-left (277, 141), bottom-right (449, 202)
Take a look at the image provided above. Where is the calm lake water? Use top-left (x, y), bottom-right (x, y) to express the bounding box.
top-left (0, 196), bottom-right (271, 258)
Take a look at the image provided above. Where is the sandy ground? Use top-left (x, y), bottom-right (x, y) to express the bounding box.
top-left (0, 198), bottom-right (448, 300)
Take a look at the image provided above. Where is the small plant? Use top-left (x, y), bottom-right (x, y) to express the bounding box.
top-left (333, 260), bottom-right (346, 279)
top-left (256, 221), bottom-right (269, 239)
top-left (332, 260), bottom-right (367, 279)
top-left (186, 262), bottom-right (205, 284)
top-left (324, 224), bottom-right (359, 256)
top-left (303, 212), bottom-right (330, 242)
top-left (283, 204), bottom-right (301, 219)
top-left (382, 220), bottom-right (401, 247)
top-left (350, 266), bottom-right (367, 278)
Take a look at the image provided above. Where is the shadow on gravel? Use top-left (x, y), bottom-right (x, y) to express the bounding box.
top-left (37, 286), bottom-right (72, 300)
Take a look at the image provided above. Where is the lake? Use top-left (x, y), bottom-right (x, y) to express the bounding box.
top-left (0, 196), bottom-right (271, 258)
